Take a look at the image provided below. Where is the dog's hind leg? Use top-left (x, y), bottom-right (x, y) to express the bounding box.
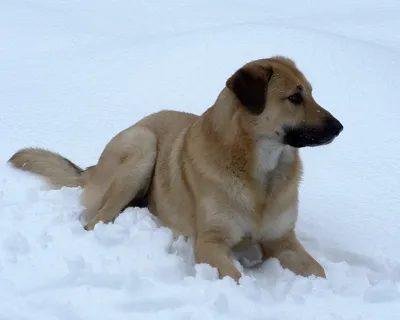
top-left (82, 127), bottom-right (157, 230)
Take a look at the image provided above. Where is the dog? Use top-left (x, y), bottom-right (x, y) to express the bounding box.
top-left (8, 56), bottom-right (343, 282)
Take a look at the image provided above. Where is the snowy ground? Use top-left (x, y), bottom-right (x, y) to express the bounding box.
top-left (1, 0), bottom-right (400, 319)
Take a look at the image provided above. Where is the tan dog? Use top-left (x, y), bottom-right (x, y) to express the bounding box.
top-left (9, 56), bottom-right (343, 282)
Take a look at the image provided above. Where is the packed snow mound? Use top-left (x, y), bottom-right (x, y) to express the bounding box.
top-left (1, 0), bottom-right (400, 319)
top-left (2, 165), bottom-right (400, 320)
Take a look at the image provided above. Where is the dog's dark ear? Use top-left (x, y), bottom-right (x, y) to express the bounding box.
top-left (226, 65), bottom-right (273, 115)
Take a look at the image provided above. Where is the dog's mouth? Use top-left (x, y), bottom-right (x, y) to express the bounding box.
top-left (283, 117), bottom-right (343, 148)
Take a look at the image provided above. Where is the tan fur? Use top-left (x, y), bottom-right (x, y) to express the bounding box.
top-left (9, 147), bottom-right (87, 188)
top-left (9, 56), bottom-right (344, 283)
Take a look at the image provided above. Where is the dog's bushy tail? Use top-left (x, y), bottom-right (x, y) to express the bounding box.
top-left (8, 147), bottom-right (93, 189)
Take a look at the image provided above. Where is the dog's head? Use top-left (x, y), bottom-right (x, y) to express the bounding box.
top-left (226, 56), bottom-right (343, 148)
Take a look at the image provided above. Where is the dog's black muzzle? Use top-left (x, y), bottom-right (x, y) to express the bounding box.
top-left (283, 117), bottom-right (344, 148)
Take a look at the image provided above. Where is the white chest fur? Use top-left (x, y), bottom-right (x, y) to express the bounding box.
top-left (254, 139), bottom-right (284, 174)
top-left (252, 139), bottom-right (298, 240)
top-left (253, 139), bottom-right (295, 188)
top-left (201, 139), bottom-right (298, 246)
top-left (229, 176), bottom-right (297, 244)
top-left (223, 204), bottom-right (297, 246)
top-left (259, 204), bottom-right (298, 241)
top-left (203, 195), bottom-right (297, 245)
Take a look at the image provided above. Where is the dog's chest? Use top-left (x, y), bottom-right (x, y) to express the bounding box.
top-left (205, 143), bottom-right (298, 246)
top-left (227, 194), bottom-right (297, 245)
top-left (228, 178), bottom-right (298, 245)
top-left (257, 205), bottom-right (297, 241)
top-left (202, 178), bottom-right (298, 247)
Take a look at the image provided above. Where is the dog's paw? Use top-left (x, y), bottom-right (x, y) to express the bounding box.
top-left (83, 221), bottom-right (96, 231)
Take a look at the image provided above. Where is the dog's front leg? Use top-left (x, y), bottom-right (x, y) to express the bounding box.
top-left (261, 230), bottom-right (326, 279)
top-left (195, 230), bottom-right (242, 283)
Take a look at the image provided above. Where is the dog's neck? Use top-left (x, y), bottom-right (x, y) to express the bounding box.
top-left (255, 139), bottom-right (285, 172)
top-left (253, 138), bottom-right (295, 180)
top-left (201, 88), bottom-right (296, 179)
top-left (204, 88), bottom-right (241, 142)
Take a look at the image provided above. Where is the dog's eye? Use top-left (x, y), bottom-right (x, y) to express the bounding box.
top-left (288, 93), bottom-right (303, 105)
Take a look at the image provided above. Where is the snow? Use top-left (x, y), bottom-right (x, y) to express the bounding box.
top-left (1, 0), bottom-right (400, 318)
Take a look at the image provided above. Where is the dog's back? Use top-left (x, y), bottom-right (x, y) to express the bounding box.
top-left (136, 109), bottom-right (198, 143)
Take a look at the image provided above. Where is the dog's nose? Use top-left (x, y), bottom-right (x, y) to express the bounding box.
top-left (324, 117), bottom-right (344, 136)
